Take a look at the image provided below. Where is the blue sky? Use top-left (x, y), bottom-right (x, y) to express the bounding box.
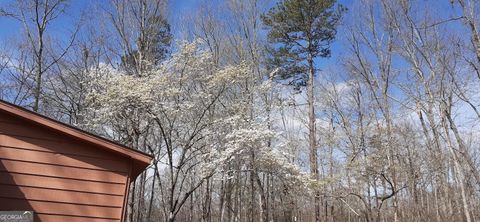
top-left (0, 0), bottom-right (460, 75)
top-left (0, 0), bottom-right (351, 55)
top-left (0, 1), bottom-right (88, 40)
top-left (169, 0), bottom-right (199, 14)
top-left (0, 0), bottom-right (223, 40)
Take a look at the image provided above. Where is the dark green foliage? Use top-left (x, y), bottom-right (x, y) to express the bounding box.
top-left (121, 14), bottom-right (172, 75)
top-left (265, 45), bottom-right (307, 87)
top-left (262, 0), bottom-right (345, 85)
top-left (143, 15), bottom-right (172, 64)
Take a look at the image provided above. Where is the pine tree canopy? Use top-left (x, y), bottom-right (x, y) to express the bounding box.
top-left (262, 0), bottom-right (345, 84)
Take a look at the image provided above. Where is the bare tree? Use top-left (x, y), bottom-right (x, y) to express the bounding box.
top-left (2, 0), bottom-right (78, 111)
top-left (104, 0), bottom-right (171, 76)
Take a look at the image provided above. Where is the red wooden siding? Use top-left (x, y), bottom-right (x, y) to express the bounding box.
top-left (0, 112), bottom-right (133, 222)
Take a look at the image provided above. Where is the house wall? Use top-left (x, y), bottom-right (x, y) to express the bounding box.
top-left (0, 112), bottom-right (131, 222)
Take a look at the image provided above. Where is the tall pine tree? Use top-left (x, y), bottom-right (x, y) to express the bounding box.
top-left (262, 1), bottom-right (345, 221)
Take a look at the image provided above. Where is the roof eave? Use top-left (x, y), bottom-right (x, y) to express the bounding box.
top-left (0, 100), bottom-right (152, 169)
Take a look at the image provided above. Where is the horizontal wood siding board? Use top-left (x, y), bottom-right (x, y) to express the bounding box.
top-left (0, 184), bottom-right (124, 207)
top-left (0, 120), bottom-right (67, 143)
top-left (0, 197), bottom-right (122, 219)
top-left (36, 214), bottom-right (120, 222)
top-left (0, 146), bottom-right (128, 173)
top-left (0, 171), bottom-right (126, 195)
top-left (0, 170), bottom-right (124, 185)
top-left (0, 133), bottom-right (125, 161)
top-left (0, 159), bottom-right (126, 183)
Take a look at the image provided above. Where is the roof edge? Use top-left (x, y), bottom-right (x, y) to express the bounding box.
top-left (0, 100), bottom-right (152, 167)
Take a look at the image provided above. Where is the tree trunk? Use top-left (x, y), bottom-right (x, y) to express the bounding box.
top-left (441, 114), bottom-right (472, 222)
top-left (33, 27), bottom-right (44, 112)
top-left (148, 163), bottom-right (157, 220)
top-left (307, 44), bottom-right (320, 222)
top-left (129, 180), bottom-right (137, 222)
top-left (254, 172), bottom-right (268, 222)
top-left (202, 178), bottom-right (212, 222)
